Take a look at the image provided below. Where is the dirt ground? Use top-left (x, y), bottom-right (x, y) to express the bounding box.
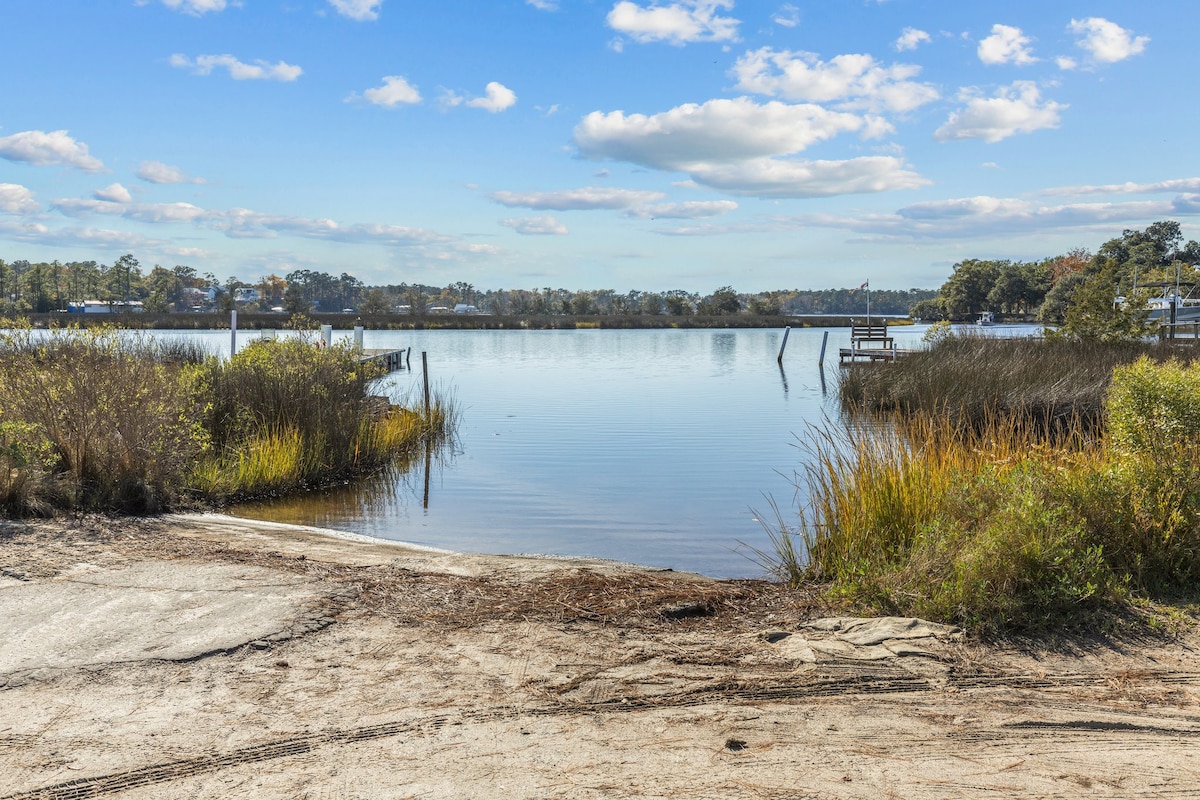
top-left (2, 514), bottom-right (1200, 799)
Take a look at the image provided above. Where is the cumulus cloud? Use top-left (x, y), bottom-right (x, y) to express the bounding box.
top-left (500, 216), bottom-right (569, 235)
top-left (526, 0), bottom-right (558, 9)
top-left (978, 24), bottom-right (1037, 66)
top-left (441, 82), bottom-right (517, 112)
top-left (575, 97), bottom-right (870, 170)
top-left (139, 0), bottom-right (232, 15)
top-left (684, 156), bottom-right (928, 198)
top-left (94, 183), bottom-right (133, 203)
top-left (625, 200), bottom-right (737, 219)
top-left (575, 97), bottom-right (925, 198)
top-left (169, 53), bottom-right (302, 81)
top-left (1068, 17), bottom-right (1149, 64)
top-left (894, 27), bottom-right (931, 52)
top-left (732, 48), bottom-right (939, 113)
top-left (467, 82), bottom-right (517, 112)
top-left (1056, 56), bottom-right (1078, 71)
top-left (137, 161), bottom-right (205, 184)
top-left (349, 75), bottom-right (422, 107)
top-left (490, 187), bottom-right (666, 210)
top-left (607, 0), bottom-right (739, 46)
top-left (328, 0), bottom-right (381, 21)
top-left (934, 81), bottom-right (1064, 143)
top-left (0, 184), bottom-right (39, 215)
top-left (0, 130), bottom-right (106, 173)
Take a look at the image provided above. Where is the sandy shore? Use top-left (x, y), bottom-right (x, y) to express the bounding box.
top-left (2, 514), bottom-right (1199, 799)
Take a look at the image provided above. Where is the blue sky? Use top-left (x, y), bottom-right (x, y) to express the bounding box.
top-left (1, 1), bottom-right (1194, 292)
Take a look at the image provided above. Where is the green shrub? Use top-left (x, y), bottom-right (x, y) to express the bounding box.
top-left (0, 326), bottom-right (206, 513)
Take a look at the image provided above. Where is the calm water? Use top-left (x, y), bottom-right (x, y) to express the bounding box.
top-left (166, 325), bottom-right (935, 577)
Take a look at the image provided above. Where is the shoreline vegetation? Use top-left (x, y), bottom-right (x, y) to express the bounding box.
top-left (0, 323), bottom-right (451, 516)
top-left (763, 334), bottom-right (1200, 635)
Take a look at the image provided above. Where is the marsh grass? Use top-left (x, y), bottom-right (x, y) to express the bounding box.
top-left (0, 327), bottom-right (451, 514)
top-left (773, 344), bottom-right (1200, 634)
top-left (838, 335), bottom-right (1196, 429)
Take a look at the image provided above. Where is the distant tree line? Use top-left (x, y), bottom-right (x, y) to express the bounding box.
top-left (911, 221), bottom-right (1200, 330)
top-left (0, 256), bottom-right (934, 319)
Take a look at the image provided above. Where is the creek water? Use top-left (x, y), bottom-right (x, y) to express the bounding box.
top-left (166, 324), bottom-right (935, 577)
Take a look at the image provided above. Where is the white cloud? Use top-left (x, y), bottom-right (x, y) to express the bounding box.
top-left (575, 97), bottom-right (870, 170)
top-left (1068, 17), bottom-right (1149, 64)
top-left (350, 75), bottom-right (422, 107)
top-left (791, 194), bottom-right (1185, 241)
top-left (0, 130), bottom-right (106, 173)
top-left (978, 24), bottom-right (1037, 66)
top-left (94, 183), bottom-right (133, 203)
top-left (140, 0), bottom-right (232, 15)
top-left (626, 200), bottom-right (737, 219)
top-left (489, 187), bottom-right (666, 210)
top-left (1056, 56), bottom-right (1078, 71)
top-left (606, 0), bottom-right (739, 46)
top-left (772, 4), bottom-right (799, 28)
top-left (136, 161), bottom-right (205, 184)
top-left (685, 156), bottom-right (928, 198)
top-left (894, 27), bottom-right (931, 52)
top-left (328, 0), bottom-right (381, 21)
top-left (467, 82), bottom-right (517, 113)
top-left (500, 216), bottom-right (569, 235)
top-left (169, 53), bottom-right (302, 81)
top-left (934, 81), bottom-right (1064, 143)
top-left (0, 184), bottom-right (39, 215)
top-left (53, 197), bottom-right (208, 224)
top-left (1043, 178), bottom-right (1200, 196)
top-left (575, 97), bottom-right (925, 198)
top-left (731, 48), bottom-right (939, 113)
top-left (526, 0), bottom-right (558, 9)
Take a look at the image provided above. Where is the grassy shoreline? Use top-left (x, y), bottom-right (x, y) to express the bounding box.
top-left (766, 336), bottom-right (1200, 635)
top-left (0, 325), bottom-right (451, 516)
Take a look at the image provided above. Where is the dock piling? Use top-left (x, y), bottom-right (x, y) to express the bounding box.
top-left (777, 326), bottom-right (791, 365)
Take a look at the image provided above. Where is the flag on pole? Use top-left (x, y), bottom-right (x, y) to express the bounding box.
top-left (851, 280), bottom-right (869, 294)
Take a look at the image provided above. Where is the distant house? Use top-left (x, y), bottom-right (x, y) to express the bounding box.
top-left (234, 287), bottom-right (261, 304)
top-left (67, 300), bottom-right (144, 314)
top-left (428, 306), bottom-right (450, 314)
top-left (454, 304), bottom-right (479, 315)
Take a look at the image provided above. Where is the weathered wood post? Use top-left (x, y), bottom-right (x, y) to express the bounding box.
top-left (230, 309), bottom-right (237, 357)
top-left (320, 324), bottom-right (333, 348)
top-left (777, 326), bottom-right (791, 365)
top-left (422, 351), bottom-right (431, 419)
top-left (353, 325), bottom-right (364, 352)
top-left (818, 330), bottom-right (829, 366)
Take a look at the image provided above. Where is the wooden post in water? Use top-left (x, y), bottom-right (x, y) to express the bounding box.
top-left (421, 351), bottom-right (431, 419)
top-left (320, 324), bottom-right (333, 348)
top-left (818, 330), bottom-right (829, 366)
top-left (353, 325), bottom-right (364, 352)
top-left (230, 309), bottom-right (237, 357)
top-left (777, 326), bottom-right (791, 365)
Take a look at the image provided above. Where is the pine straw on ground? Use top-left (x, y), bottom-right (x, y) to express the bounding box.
top-left (0, 516), bottom-right (831, 634)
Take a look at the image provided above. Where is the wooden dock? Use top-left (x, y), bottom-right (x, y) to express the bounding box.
top-left (360, 347), bottom-right (411, 372)
top-left (838, 322), bottom-right (915, 363)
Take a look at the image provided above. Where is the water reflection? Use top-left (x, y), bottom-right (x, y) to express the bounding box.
top-left (172, 327), bottom-right (942, 577)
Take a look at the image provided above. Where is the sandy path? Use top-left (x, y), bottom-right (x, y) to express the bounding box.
top-left (2, 515), bottom-right (1199, 798)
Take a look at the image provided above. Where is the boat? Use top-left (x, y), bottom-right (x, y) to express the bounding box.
top-left (1121, 282), bottom-right (1200, 323)
top-left (976, 311), bottom-right (995, 326)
